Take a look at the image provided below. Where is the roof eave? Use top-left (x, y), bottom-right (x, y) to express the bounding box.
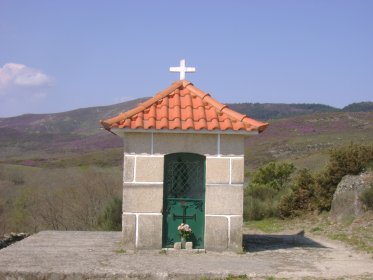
top-left (110, 127), bottom-right (259, 136)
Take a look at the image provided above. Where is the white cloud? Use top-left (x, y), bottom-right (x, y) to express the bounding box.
top-left (0, 63), bottom-right (52, 116)
top-left (0, 63), bottom-right (51, 91)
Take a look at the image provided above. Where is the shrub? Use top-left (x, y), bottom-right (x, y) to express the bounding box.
top-left (360, 184), bottom-right (373, 210)
top-left (279, 169), bottom-right (316, 218)
top-left (244, 162), bottom-right (295, 221)
top-left (316, 143), bottom-right (373, 211)
top-left (97, 197), bottom-right (122, 231)
top-left (250, 162), bottom-right (295, 191)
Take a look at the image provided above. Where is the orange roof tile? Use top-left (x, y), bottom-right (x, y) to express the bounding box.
top-left (100, 80), bottom-right (268, 134)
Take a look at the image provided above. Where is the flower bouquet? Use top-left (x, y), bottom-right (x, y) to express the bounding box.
top-left (177, 223), bottom-right (192, 248)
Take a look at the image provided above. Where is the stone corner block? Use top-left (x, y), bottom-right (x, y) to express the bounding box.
top-left (220, 134), bottom-right (244, 156)
top-left (231, 157), bottom-right (245, 184)
top-left (135, 156), bottom-right (164, 182)
top-left (204, 215), bottom-right (228, 251)
top-left (229, 216), bottom-right (243, 251)
top-left (137, 214), bottom-right (162, 250)
top-left (205, 185), bottom-right (243, 215)
top-left (122, 214), bottom-right (136, 250)
top-left (123, 155), bottom-right (135, 182)
top-left (206, 157), bottom-right (230, 184)
top-left (123, 183), bottom-right (163, 213)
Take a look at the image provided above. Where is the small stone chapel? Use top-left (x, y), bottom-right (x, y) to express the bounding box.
top-left (101, 60), bottom-right (268, 251)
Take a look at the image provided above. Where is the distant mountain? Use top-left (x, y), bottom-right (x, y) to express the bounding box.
top-left (342, 102), bottom-right (373, 112)
top-left (0, 97), bottom-right (148, 135)
top-left (0, 98), bottom-right (372, 159)
top-left (229, 103), bottom-right (338, 120)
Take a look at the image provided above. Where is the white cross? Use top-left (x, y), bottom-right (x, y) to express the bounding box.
top-left (169, 59), bottom-right (196, 80)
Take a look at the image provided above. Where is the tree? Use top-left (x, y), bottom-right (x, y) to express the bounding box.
top-left (250, 161), bottom-right (295, 191)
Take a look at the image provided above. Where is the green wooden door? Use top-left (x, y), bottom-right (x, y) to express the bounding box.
top-left (162, 153), bottom-right (205, 249)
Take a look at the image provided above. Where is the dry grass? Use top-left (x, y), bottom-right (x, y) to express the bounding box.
top-left (0, 163), bottom-right (122, 235)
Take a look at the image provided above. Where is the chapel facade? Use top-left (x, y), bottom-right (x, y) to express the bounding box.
top-left (101, 63), bottom-right (268, 251)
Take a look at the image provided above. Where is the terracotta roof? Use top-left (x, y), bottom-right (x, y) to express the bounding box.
top-left (100, 80), bottom-right (268, 134)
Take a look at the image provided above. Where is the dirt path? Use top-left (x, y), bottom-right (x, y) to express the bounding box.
top-left (0, 231), bottom-right (372, 279)
top-left (244, 232), bottom-right (373, 279)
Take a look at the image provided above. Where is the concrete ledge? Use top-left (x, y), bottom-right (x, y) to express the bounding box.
top-left (205, 184), bottom-right (243, 215)
top-left (123, 183), bottom-right (163, 213)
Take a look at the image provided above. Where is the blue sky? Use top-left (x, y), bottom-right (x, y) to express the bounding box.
top-left (0, 1), bottom-right (372, 117)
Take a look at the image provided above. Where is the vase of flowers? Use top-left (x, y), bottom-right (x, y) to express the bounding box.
top-left (178, 223), bottom-right (192, 249)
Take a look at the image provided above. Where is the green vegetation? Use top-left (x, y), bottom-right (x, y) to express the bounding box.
top-left (244, 143), bottom-right (373, 221)
top-left (244, 218), bottom-right (286, 233)
top-left (114, 248), bottom-right (126, 254)
top-left (360, 184), bottom-right (373, 210)
top-left (329, 232), bottom-right (373, 254)
top-left (225, 275), bottom-right (248, 280)
top-left (244, 162), bottom-right (294, 220)
top-left (97, 197), bottom-right (122, 231)
top-left (279, 169), bottom-right (316, 218)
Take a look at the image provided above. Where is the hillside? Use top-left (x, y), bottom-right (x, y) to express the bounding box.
top-left (229, 103), bottom-right (338, 120)
top-left (0, 98), bottom-right (148, 159)
top-left (0, 99), bottom-right (372, 163)
top-left (245, 111), bottom-right (373, 172)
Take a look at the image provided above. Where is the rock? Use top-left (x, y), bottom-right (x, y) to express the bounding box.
top-left (0, 232), bottom-right (29, 250)
top-left (330, 172), bottom-right (373, 222)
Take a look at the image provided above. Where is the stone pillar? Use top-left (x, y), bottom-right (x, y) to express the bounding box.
top-left (122, 153), bottom-right (164, 250)
top-left (204, 135), bottom-right (245, 251)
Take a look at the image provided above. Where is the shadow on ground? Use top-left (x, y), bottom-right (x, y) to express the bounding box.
top-left (243, 232), bottom-right (327, 252)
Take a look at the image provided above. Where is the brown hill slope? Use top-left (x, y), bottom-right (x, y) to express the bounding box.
top-left (246, 111), bottom-right (373, 172)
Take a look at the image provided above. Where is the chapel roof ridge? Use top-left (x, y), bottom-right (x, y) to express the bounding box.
top-left (100, 80), bottom-right (269, 133)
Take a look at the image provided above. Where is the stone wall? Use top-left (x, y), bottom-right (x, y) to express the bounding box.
top-left (121, 132), bottom-right (245, 251)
